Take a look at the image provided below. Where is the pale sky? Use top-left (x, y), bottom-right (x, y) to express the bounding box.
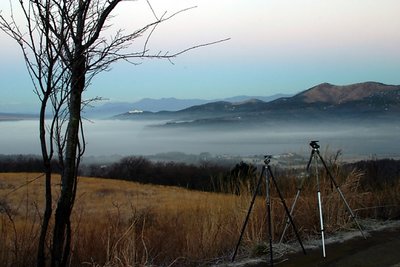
top-left (1, 0), bottom-right (400, 112)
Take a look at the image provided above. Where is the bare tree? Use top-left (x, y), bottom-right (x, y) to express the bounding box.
top-left (0, 1), bottom-right (228, 266)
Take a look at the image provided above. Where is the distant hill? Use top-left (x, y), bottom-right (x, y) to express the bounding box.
top-left (115, 82), bottom-right (400, 126)
top-left (270, 82), bottom-right (400, 112)
top-left (294, 82), bottom-right (400, 104)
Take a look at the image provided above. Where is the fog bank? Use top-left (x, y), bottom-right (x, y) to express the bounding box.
top-left (1, 119), bottom-right (400, 160)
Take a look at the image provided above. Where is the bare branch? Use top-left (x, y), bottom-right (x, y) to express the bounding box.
top-left (146, 0), bottom-right (159, 20)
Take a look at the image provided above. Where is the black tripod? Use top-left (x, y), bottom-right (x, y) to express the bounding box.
top-left (280, 141), bottom-right (366, 258)
top-left (232, 156), bottom-right (306, 266)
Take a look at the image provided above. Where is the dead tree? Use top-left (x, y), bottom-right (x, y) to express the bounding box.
top-left (0, 1), bottom-right (228, 266)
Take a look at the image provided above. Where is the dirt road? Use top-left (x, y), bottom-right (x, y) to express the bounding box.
top-left (230, 221), bottom-right (400, 267)
top-left (275, 226), bottom-right (400, 267)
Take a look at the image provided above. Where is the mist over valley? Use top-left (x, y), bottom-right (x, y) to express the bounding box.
top-left (1, 117), bottom-right (400, 163)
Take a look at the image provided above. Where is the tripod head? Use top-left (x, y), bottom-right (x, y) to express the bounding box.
top-left (310, 140), bottom-right (320, 150)
top-left (264, 155), bottom-right (272, 165)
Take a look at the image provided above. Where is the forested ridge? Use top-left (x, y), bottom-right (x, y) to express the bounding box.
top-left (1, 154), bottom-right (400, 192)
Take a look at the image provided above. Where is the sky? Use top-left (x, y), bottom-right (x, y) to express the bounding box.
top-left (1, 0), bottom-right (400, 113)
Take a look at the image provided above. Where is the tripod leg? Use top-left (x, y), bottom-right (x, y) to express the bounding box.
top-left (279, 189), bottom-right (300, 244)
top-left (316, 152), bottom-right (366, 239)
top-left (232, 166), bottom-right (266, 262)
top-left (266, 167), bottom-right (274, 266)
top-left (306, 150), bottom-right (315, 171)
top-left (268, 166), bottom-right (306, 255)
top-left (279, 174), bottom-right (307, 244)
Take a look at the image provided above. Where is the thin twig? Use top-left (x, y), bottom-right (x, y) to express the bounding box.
top-left (4, 173), bottom-right (45, 198)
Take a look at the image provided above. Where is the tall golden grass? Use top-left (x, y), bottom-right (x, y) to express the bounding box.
top-left (1, 167), bottom-right (399, 266)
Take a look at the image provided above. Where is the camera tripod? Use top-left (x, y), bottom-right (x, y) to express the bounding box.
top-left (279, 141), bottom-right (366, 258)
top-left (232, 156), bottom-right (306, 266)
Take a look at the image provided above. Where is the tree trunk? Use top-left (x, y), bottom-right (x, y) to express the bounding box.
top-left (51, 51), bottom-right (85, 267)
top-left (37, 169), bottom-right (52, 267)
top-left (51, 89), bottom-right (81, 267)
top-left (38, 95), bottom-right (53, 267)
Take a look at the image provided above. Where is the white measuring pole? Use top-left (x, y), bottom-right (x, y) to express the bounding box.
top-left (315, 153), bottom-right (326, 258)
top-left (317, 190), bottom-right (326, 258)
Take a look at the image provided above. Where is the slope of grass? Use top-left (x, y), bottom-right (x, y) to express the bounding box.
top-left (1, 170), bottom-right (399, 266)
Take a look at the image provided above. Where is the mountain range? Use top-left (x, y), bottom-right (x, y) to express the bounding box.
top-left (0, 94), bottom-right (289, 120)
top-left (86, 94), bottom-right (289, 117)
top-left (115, 82), bottom-right (400, 126)
top-left (3, 81), bottom-right (399, 124)
top-left (0, 113), bottom-right (38, 121)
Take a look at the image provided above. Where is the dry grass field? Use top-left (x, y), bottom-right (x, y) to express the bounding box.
top-left (1, 170), bottom-right (399, 266)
